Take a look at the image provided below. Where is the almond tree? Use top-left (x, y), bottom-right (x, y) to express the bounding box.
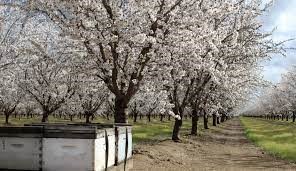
top-left (0, 71), bottom-right (22, 124)
top-left (247, 67), bottom-right (296, 122)
top-left (17, 25), bottom-right (78, 122)
top-left (129, 83), bottom-right (172, 122)
top-left (75, 80), bottom-right (108, 123)
top-left (151, 0), bottom-right (278, 140)
top-left (0, 4), bottom-right (29, 124)
top-left (16, 0), bottom-right (199, 123)
top-left (20, 57), bottom-right (77, 122)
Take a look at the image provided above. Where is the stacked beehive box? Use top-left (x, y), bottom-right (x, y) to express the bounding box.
top-left (0, 123), bottom-right (132, 171)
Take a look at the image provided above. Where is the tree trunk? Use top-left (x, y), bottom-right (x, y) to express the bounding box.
top-left (160, 115), bottom-right (164, 122)
top-left (133, 112), bottom-right (138, 123)
top-left (221, 113), bottom-right (226, 123)
top-left (70, 115), bottom-right (73, 121)
top-left (212, 114), bottom-right (217, 126)
top-left (204, 114), bottom-right (209, 129)
top-left (281, 114), bottom-right (284, 121)
top-left (172, 119), bottom-right (182, 141)
top-left (5, 114), bottom-right (9, 124)
top-left (191, 109), bottom-right (198, 135)
top-left (293, 112), bottom-right (296, 123)
top-left (114, 97), bottom-right (128, 123)
top-left (217, 116), bottom-right (220, 124)
top-left (147, 113), bottom-right (151, 122)
top-left (41, 113), bottom-right (49, 123)
top-left (86, 114), bottom-right (91, 123)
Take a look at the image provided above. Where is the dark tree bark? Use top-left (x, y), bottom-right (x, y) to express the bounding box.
top-left (86, 114), bottom-right (91, 123)
top-left (42, 113), bottom-right (49, 122)
top-left (160, 114), bottom-right (164, 122)
top-left (133, 112), bottom-right (138, 123)
top-left (172, 119), bottom-right (182, 141)
top-left (172, 105), bottom-right (186, 142)
top-left (212, 113), bottom-right (217, 126)
top-left (293, 112), bottom-right (296, 123)
top-left (204, 113), bottom-right (209, 129)
top-left (147, 113), bottom-right (151, 122)
top-left (281, 114), bottom-right (284, 121)
top-left (114, 97), bottom-right (128, 123)
top-left (191, 108), bottom-right (199, 135)
top-left (5, 114), bottom-right (9, 125)
top-left (106, 113), bottom-right (110, 120)
top-left (221, 113), bottom-right (226, 123)
top-left (217, 116), bottom-right (220, 124)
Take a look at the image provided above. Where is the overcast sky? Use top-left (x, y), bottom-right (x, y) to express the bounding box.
top-left (262, 0), bottom-right (296, 83)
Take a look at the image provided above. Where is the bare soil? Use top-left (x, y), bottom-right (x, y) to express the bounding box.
top-left (128, 118), bottom-right (296, 171)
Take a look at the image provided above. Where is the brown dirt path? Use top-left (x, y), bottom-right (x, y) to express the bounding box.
top-left (128, 118), bottom-right (296, 171)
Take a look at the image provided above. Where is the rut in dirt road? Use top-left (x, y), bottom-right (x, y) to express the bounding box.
top-left (129, 118), bottom-right (296, 171)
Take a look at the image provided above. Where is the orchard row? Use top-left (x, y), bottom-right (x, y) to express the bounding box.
top-left (0, 0), bottom-right (281, 140)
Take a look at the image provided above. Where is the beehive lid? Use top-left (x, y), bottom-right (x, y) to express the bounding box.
top-left (114, 123), bottom-right (132, 127)
top-left (0, 126), bottom-right (43, 138)
top-left (69, 123), bottom-right (132, 127)
top-left (68, 122), bottom-right (115, 128)
top-left (24, 123), bottom-right (69, 126)
top-left (43, 125), bottom-right (101, 139)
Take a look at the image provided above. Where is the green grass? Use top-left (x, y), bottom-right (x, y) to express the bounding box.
top-left (241, 117), bottom-right (296, 162)
top-left (132, 120), bottom-right (193, 144)
top-left (0, 115), bottom-right (195, 144)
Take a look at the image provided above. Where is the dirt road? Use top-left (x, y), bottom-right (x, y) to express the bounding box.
top-left (127, 118), bottom-right (296, 171)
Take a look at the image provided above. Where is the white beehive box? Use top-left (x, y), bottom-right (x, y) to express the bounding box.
top-left (42, 125), bottom-right (115, 171)
top-left (115, 126), bottom-right (132, 165)
top-left (0, 123), bottom-right (132, 171)
top-left (0, 126), bottom-right (43, 171)
top-left (67, 123), bottom-right (117, 168)
top-left (104, 128), bottom-right (116, 168)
